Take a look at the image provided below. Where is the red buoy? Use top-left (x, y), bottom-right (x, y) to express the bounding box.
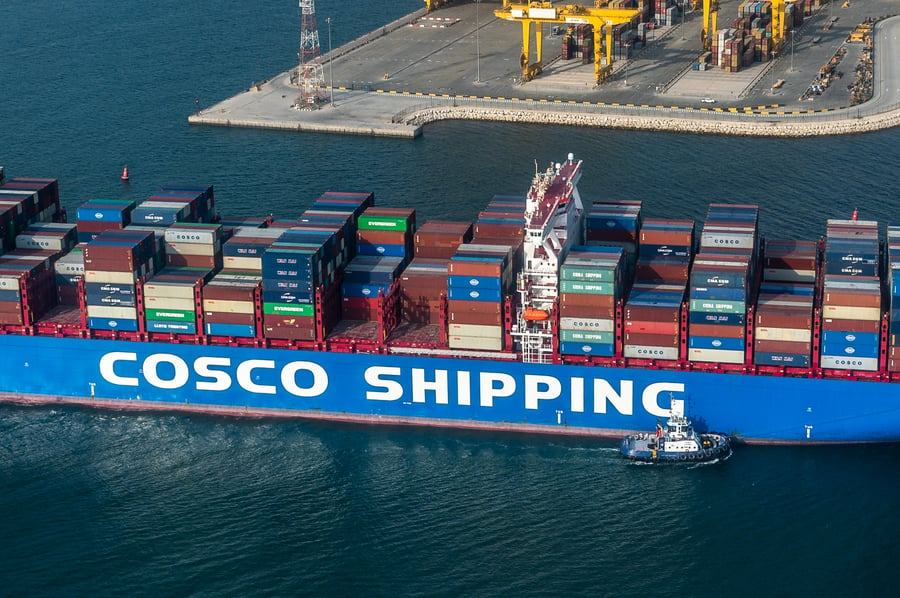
top-left (121, 166), bottom-right (129, 181)
top-left (851, 208), bottom-right (858, 221)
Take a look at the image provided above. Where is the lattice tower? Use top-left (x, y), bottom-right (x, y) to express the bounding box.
top-left (295, 0), bottom-right (326, 109)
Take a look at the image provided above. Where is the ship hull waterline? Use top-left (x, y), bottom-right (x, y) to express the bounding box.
top-left (2, 335), bottom-right (899, 445)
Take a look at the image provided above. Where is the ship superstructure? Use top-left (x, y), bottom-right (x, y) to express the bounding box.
top-left (513, 154), bottom-right (585, 364)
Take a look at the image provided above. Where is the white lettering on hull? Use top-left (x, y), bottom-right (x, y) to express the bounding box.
top-left (98, 353), bottom-right (684, 417)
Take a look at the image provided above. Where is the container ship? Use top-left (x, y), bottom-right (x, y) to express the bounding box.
top-left (1, 156), bottom-right (899, 445)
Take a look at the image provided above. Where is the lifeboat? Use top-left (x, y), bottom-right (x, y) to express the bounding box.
top-left (522, 308), bottom-right (549, 321)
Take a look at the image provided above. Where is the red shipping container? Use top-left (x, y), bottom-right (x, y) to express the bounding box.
top-left (448, 310), bottom-right (503, 326)
top-left (204, 311), bottom-right (257, 326)
top-left (624, 332), bottom-right (679, 347)
top-left (624, 320), bottom-right (679, 335)
top-left (624, 305), bottom-right (680, 322)
top-left (755, 339), bottom-right (812, 354)
top-left (560, 293), bottom-right (616, 309)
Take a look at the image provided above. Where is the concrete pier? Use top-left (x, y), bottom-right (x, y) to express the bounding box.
top-left (189, 1), bottom-right (900, 139)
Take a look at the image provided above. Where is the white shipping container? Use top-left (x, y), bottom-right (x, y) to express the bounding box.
top-left (0, 275), bottom-right (22, 290)
top-left (821, 305), bottom-right (881, 320)
top-left (699, 231), bottom-right (756, 250)
top-left (755, 327), bottom-right (812, 342)
top-left (14, 234), bottom-right (69, 252)
top-left (448, 323), bottom-right (503, 339)
top-left (448, 335), bottom-right (503, 351)
top-left (164, 228), bottom-right (220, 246)
top-left (202, 299), bottom-right (255, 314)
top-left (688, 348), bottom-right (745, 364)
top-left (86, 304), bottom-right (138, 319)
top-left (623, 345), bottom-right (679, 360)
top-left (143, 281), bottom-right (197, 300)
top-left (84, 269), bottom-right (140, 285)
top-left (143, 296), bottom-right (196, 311)
top-left (560, 317), bottom-right (615, 332)
top-left (223, 256), bottom-right (262, 271)
top-left (820, 355), bottom-right (879, 372)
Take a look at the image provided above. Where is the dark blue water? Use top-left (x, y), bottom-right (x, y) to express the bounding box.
top-left (2, 1), bottom-right (900, 595)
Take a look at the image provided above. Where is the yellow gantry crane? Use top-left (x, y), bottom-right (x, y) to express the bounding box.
top-left (701, 0), bottom-right (719, 51)
top-left (495, 2), bottom-right (641, 83)
top-left (423, 0), bottom-right (452, 11)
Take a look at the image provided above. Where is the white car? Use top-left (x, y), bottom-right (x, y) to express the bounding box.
top-left (700, 97), bottom-right (716, 103)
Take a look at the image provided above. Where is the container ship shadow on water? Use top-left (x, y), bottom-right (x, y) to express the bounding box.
top-left (1, 156), bottom-right (900, 445)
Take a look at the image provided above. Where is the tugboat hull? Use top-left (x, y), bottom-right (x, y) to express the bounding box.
top-left (620, 433), bottom-right (731, 463)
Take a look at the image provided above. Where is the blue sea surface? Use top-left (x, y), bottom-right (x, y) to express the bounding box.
top-left (2, 1), bottom-right (900, 595)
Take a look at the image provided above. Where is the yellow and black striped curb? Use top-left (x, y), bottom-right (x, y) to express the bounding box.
top-left (348, 87), bottom-right (855, 114)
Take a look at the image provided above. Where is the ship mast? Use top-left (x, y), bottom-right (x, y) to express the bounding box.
top-left (512, 153), bottom-right (585, 364)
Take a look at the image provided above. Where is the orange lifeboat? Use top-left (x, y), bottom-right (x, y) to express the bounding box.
top-left (523, 308), bottom-right (550, 321)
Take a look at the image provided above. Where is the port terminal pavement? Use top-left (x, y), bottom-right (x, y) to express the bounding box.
top-left (188, 1), bottom-right (900, 139)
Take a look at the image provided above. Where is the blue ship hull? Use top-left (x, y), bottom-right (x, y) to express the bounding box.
top-left (2, 334), bottom-right (899, 444)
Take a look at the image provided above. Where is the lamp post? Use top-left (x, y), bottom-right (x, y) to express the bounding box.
top-left (475, 0), bottom-right (481, 83)
top-left (326, 17), bottom-right (335, 106)
top-left (790, 29), bottom-right (795, 73)
top-left (681, 2), bottom-right (685, 41)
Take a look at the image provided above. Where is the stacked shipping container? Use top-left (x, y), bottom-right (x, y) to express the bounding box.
top-left (623, 218), bottom-right (694, 360)
top-left (559, 247), bottom-right (624, 357)
top-left (820, 219), bottom-right (881, 372)
top-left (754, 239), bottom-right (817, 367)
top-left (83, 230), bottom-right (156, 331)
top-left (447, 244), bottom-right (514, 351)
top-left (688, 204), bottom-right (759, 364)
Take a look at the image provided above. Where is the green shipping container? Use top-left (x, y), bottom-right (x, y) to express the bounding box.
top-left (689, 299), bottom-right (746, 314)
top-left (559, 265), bottom-right (616, 282)
top-left (263, 302), bottom-right (315, 317)
top-left (560, 281), bottom-right (616, 295)
top-left (145, 308), bottom-right (195, 322)
top-left (358, 216), bottom-right (409, 231)
top-left (559, 329), bottom-right (615, 343)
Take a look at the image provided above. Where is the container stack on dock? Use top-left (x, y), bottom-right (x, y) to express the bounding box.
top-left (561, 24), bottom-right (594, 63)
top-left (754, 240), bottom-right (817, 368)
top-left (623, 218), bottom-right (694, 360)
top-left (687, 204), bottom-right (759, 365)
top-left (820, 219), bottom-right (881, 372)
top-left (447, 244), bottom-right (514, 351)
top-left (83, 230), bottom-right (155, 332)
top-left (654, 0), bottom-right (678, 27)
top-left (558, 247), bottom-right (624, 357)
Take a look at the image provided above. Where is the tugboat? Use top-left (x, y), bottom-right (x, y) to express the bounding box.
top-left (620, 398), bottom-right (730, 463)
